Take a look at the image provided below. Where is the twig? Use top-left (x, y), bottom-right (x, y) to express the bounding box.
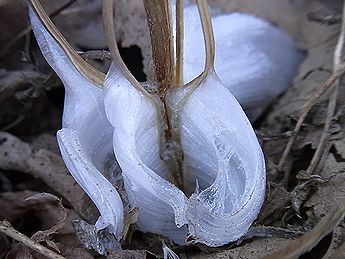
top-left (0, 220), bottom-right (66, 259)
top-left (263, 200), bottom-right (345, 259)
top-left (102, 0), bottom-right (146, 94)
top-left (0, 0), bottom-right (77, 56)
top-left (196, 0), bottom-right (215, 73)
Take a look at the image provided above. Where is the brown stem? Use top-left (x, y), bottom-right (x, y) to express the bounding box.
top-left (28, 0), bottom-right (105, 87)
top-left (175, 0), bottom-right (184, 87)
top-left (197, 0), bottom-right (215, 74)
top-left (143, 0), bottom-right (185, 189)
top-left (102, 0), bottom-right (147, 94)
top-left (144, 0), bottom-right (174, 98)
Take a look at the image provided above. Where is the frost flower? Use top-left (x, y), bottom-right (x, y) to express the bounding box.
top-left (29, 0), bottom-right (302, 247)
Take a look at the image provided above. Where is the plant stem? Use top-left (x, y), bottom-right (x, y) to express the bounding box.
top-left (175, 0), bottom-right (184, 87)
top-left (144, 0), bottom-right (184, 189)
top-left (28, 0), bottom-right (105, 87)
top-left (197, 0), bottom-right (215, 74)
top-left (144, 0), bottom-right (174, 98)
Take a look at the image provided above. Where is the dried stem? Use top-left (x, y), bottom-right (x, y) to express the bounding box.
top-left (0, 220), bottom-right (66, 259)
top-left (170, 0), bottom-right (215, 109)
top-left (144, 0), bottom-right (174, 98)
top-left (197, 0), bottom-right (215, 74)
top-left (143, 0), bottom-right (185, 189)
top-left (102, 0), bottom-right (146, 94)
top-left (175, 0), bottom-right (184, 87)
top-left (28, 0), bottom-right (105, 87)
top-left (305, 83), bottom-right (339, 175)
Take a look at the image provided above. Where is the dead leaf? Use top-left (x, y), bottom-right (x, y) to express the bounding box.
top-left (25, 193), bottom-right (66, 246)
top-left (262, 201), bottom-right (345, 259)
top-left (257, 183), bottom-right (291, 225)
top-left (0, 131), bottom-right (98, 223)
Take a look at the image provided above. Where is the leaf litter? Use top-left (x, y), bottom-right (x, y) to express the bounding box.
top-left (1, 0), bottom-right (345, 258)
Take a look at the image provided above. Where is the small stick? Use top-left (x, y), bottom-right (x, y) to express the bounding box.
top-left (102, 0), bottom-right (147, 94)
top-left (0, 220), bottom-right (66, 259)
top-left (305, 82), bottom-right (339, 175)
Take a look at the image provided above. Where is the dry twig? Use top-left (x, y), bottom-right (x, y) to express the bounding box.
top-left (0, 220), bottom-right (66, 259)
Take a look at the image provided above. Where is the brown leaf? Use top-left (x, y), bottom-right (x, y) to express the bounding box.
top-left (0, 131), bottom-right (98, 223)
top-left (25, 193), bottom-right (66, 244)
top-left (262, 201), bottom-right (345, 259)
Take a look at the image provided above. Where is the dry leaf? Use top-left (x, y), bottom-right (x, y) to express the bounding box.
top-left (25, 193), bottom-right (67, 245)
top-left (263, 201), bottom-right (345, 259)
top-left (0, 131), bottom-right (98, 223)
